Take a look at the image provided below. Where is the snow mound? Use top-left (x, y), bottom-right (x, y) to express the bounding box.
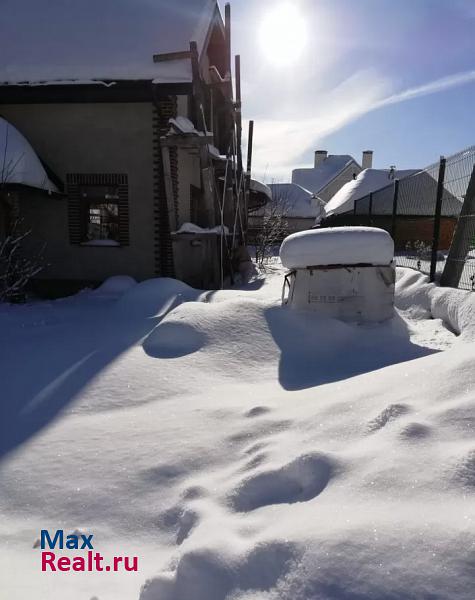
top-left (114, 277), bottom-right (199, 318)
top-left (2, 265), bottom-right (475, 600)
top-left (280, 227), bottom-right (394, 269)
top-left (396, 268), bottom-right (475, 340)
top-left (93, 275), bottom-right (137, 296)
top-left (137, 288), bottom-right (436, 391)
top-left (143, 319), bottom-right (208, 359)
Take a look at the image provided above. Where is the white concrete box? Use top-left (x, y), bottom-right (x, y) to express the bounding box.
top-left (280, 227), bottom-right (395, 323)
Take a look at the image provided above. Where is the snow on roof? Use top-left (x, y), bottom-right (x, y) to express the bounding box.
top-left (0, 118), bottom-right (58, 193)
top-left (0, 0), bottom-right (218, 85)
top-left (291, 155), bottom-right (357, 194)
top-left (174, 222), bottom-right (229, 235)
top-left (261, 183), bottom-right (325, 219)
top-left (325, 168), bottom-right (420, 217)
top-left (250, 179), bottom-right (273, 201)
top-left (280, 227), bottom-right (394, 269)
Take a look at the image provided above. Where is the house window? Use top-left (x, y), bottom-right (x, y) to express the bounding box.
top-left (80, 185), bottom-right (120, 242)
top-left (67, 174), bottom-right (129, 246)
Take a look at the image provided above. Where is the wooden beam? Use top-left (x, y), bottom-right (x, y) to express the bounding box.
top-left (160, 144), bottom-right (177, 233)
top-left (201, 163), bottom-right (217, 227)
top-left (246, 120), bottom-right (254, 176)
top-left (225, 4), bottom-right (232, 76)
top-left (190, 41), bottom-right (207, 132)
top-left (0, 81), bottom-right (191, 104)
top-left (235, 55), bottom-right (243, 176)
top-left (160, 134), bottom-right (214, 149)
top-left (153, 50), bottom-right (191, 63)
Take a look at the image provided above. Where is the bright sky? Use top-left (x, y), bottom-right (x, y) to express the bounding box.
top-left (223, 0), bottom-right (475, 182)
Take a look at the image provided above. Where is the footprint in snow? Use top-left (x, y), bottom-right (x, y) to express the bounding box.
top-left (228, 420), bottom-right (292, 445)
top-left (367, 403), bottom-right (411, 433)
top-left (245, 406), bottom-right (272, 418)
top-left (157, 505), bottom-right (199, 544)
top-left (229, 452), bottom-right (335, 512)
top-left (399, 422), bottom-right (431, 440)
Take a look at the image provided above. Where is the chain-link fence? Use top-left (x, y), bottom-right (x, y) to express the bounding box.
top-left (349, 146), bottom-right (475, 290)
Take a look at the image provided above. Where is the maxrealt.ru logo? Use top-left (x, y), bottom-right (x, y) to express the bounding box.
top-left (38, 530), bottom-right (138, 572)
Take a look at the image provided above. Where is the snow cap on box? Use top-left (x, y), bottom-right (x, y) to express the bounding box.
top-left (280, 227), bottom-right (394, 269)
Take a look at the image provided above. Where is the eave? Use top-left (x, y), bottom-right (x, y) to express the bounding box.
top-left (0, 80), bottom-right (193, 104)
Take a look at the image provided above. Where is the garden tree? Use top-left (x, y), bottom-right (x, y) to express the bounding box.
top-left (0, 212), bottom-right (44, 302)
top-left (0, 140), bottom-right (45, 301)
top-left (254, 187), bottom-right (290, 268)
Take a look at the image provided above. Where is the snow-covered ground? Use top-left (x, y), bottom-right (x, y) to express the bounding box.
top-left (0, 266), bottom-right (474, 599)
top-left (396, 253), bottom-right (475, 291)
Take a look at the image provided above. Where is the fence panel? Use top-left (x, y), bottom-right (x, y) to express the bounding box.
top-left (350, 147), bottom-right (475, 289)
top-left (393, 161), bottom-right (442, 275)
top-left (440, 147), bottom-right (475, 290)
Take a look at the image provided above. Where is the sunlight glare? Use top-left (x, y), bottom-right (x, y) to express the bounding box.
top-left (259, 3), bottom-right (308, 66)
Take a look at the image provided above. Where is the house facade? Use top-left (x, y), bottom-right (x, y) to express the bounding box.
top-left (0, 0), bottom-right (251, 295)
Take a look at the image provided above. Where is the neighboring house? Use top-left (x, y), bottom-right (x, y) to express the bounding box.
top-left (291, 150), bottom-right (374, 203)
top-left (323, 168), bottom-right (462, 252)
top-left (324, 168), bottom-right (420, 217)
top-left (248, 183), bottom-right (325, 237)
top-left (0, 0), bottom-right (252, 294)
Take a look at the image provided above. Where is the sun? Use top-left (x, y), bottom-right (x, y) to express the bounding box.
top-left (259, 3), bottom-right (308, 66)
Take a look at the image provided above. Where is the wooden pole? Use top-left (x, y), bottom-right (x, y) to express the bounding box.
top-left (189, 41), bottom-right (206, 132)
top-left (190, 41), bottom-right (216, 227)
top-left (391, 179), bottom-right (399, 241)
top-left (225, 4), bottom-right (231, 77)
top-left (246, 120), bottom-right (254, 177)
top-left (235, 55), bottom-right (243, 177)
top-left (429, 156), bottom-right (446, 282)
top-left (160, 142), bottom-right (177, 233)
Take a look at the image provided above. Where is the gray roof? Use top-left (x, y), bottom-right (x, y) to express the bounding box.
top-left (326, 168), bottom-right (421, 216)
top-left (255, 183), bottom-right (325, 219)
top-left (353, 171), bottom-right (462, 218)
top-left (0, 0), bottom-right (219, 84)
top-left (291, 155), bottom-right (358, 194)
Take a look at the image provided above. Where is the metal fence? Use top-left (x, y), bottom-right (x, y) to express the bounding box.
top-left (350, 146), bottom-right (475, 290)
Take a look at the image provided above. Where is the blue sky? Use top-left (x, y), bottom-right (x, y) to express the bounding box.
top-left (224, 0), bottom-right (475, 180)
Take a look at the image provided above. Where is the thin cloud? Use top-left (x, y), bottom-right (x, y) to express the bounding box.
top-left (378, 70), bottom-right (475, 108)
top-left (251, 69), bottom-right (475, 181)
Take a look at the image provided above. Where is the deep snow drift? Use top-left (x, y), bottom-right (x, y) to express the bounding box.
top-left (0, 268), bottom-right (473, 600)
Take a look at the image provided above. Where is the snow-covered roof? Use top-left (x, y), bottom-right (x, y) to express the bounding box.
top-left (0, 118), bottom-right (58, 192)
top-left (291, 155), bottom-right (358, 195)
top-left (325, 168), bottom-right (420, 216)
top-left (249, 179), bottom-right (272, 201)
top-left (0, 0), bottom-right (219, 85)
top-left (280, 227), bottom-right (394, 269)
top-left (261, 183), bottom-right (325, 219)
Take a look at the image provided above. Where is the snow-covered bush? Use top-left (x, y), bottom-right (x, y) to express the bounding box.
top-left (254, 197), bottom-right (289, 268)
top-left (0, 215), bottom-right (44, 302)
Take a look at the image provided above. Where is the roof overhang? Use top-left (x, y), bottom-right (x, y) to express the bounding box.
top-left (0, 80), bottom-right (192, 104)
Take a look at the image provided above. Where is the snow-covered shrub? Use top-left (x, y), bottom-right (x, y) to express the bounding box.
top-left (254, 197), bottom-right (289, 268)
top-left (0, 215), bottom-right (44, 302)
